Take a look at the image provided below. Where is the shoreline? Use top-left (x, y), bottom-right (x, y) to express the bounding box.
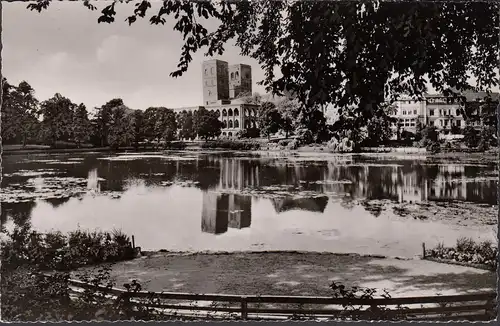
top-left (140, 249), bottom-right (417, 261)
top-left (2, 145), bottom-right (498, 162)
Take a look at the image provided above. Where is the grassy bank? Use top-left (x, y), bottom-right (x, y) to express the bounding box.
top-left (79, 251), bottom-right (496, 298)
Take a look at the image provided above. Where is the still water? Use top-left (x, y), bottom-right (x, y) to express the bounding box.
top-left (1, 151), bottom-right (497, 257)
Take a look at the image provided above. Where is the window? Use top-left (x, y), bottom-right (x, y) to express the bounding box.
top-left (211, 67), bottom-right (214, 74)
top-left (235, 71), bottom-right (239, 78)
top-left (228, 109), bottom-right (233, 116)
top-left (413, 110), bottom-right (417, 115)
top-left (223, 120), bottom-right (227, 128)
top-left (403, 110), bottom-right (406, 115)
top-left (429, 109), bottom-right (434, 116)
top-left (216, 110), bottom-right (220, 117)
top-left (204, 69), bottom-right (208, 76)
top-left (228, 120), bottom-right (233, 128)
top-left (231, 72), bottom-right (234, 80)
top-left (234, 120), bottom-right (239, 128)
top-left (234, 108), bottom-right (239, 116)
top-left (439, 109), bottom-right (442, 116)
top-left (222, 109), bottom-right (227, 116)
top-left (456, 109), bottom-right (460, 116)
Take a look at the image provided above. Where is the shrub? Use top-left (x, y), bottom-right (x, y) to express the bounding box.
top-left (456, 237), bottom-right (475, 253)
top-left (426, 237), bottom-right (498, 270)
top-left (326, 137), bottom-right (355, 153)
top-left (2, 225), bottom-right (136, 272)
top-left (286, 139), bottom-right (300, 150)
top-left (163, 141), bottom-right (187, 150)
top-left (278, 139), bottom-right (292, 147)
top-left (426, 141), bottom-right (441, 153)
top-left (201, 140), bottom-right (261, 150)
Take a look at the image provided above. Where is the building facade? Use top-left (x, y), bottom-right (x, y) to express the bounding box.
top-left (229, 64), bottom-right (252, 99)
top-left (175, 60), bottom-right (259, 138)
top-left (392, 91), bottom-right (498, 134)
top-left (202, 59), bottom-right (229, 105)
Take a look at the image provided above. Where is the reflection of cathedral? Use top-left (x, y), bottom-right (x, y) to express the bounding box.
top-left (201, 192), bottom-right (252, 234)
top-left (218, 158), bottom-right (259, 190)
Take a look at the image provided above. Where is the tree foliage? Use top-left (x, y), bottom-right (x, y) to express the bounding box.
top-left (258, 101), bottom-right (281, 140)
top-left (131, 109), bottom-right (145, 149)
top-left (1, 79), bottom-right (40, 145)
top-left (276, 98), bottom-right (301, 139)
top-left (39, 93), bottom-right (75, 145)
top-left (26, 0), bottom-right (499, 124)
top-left (108, 105), bottom-right (133, 149)
top-left (72, 104), bottom-right (91, 147)
top-left (177, 110), bottom-right (195, 140)
top-left (95, 99), bottom-right (123, 147)
top-left (193, 107), bottom-right (223, 140)
top-left (156, 107), bottom-right (178, 142)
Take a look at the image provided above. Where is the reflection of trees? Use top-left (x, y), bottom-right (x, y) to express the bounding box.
top-left (201, 192), bottom-right (252, 234)
top-left (0, 202), bottom-right (37, 227)
top-left (271, 196), bottom-right (328, 214)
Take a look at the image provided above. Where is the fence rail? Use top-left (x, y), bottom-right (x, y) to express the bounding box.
top-left (65, 277), bottom-right (497, 321)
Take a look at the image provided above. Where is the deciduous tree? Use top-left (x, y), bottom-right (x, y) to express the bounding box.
top-left (72, 103), bottom-right (91, 148)
top-left (39, 93), bottom-right (75, 145)
top-left (258, 101), bottom-right (281, 140)
top-left (156, 107), bottom-right (177, 143)
top-left (108, 105), bottom-right (132, 149)
top-left (193, 107), bottom-right (223, 140)
top-left (131, 109), bottom-right (145, 149)
top-left (177, 111), bottom-right (195, 140)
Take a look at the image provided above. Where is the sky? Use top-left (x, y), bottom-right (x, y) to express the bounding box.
top-left (2, 1), bottom-right (268, 111)
top-left (3, 1), bottom-right (499, 112)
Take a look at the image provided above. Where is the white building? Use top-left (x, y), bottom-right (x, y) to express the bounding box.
top-left (391, 91), bottom-right (499, 135)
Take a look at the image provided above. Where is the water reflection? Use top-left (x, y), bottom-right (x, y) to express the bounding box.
top-left (1, 153), bottom-right (497, 231)
top-left (201, 192), bottom-right (252, 234)
top-left (271, 197), bottom-right (329, 213)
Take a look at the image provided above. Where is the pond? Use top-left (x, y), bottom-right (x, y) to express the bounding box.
top-left (1, 151), bottom-right (497, 257)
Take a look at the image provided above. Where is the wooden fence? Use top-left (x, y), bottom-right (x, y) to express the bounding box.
top-left (66, 278), bottom-right (497, 321)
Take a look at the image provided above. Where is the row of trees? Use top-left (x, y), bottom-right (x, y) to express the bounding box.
top-left (1, 78), bottom-right (224, 149)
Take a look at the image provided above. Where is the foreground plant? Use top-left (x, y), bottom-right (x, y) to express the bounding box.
top-left (426, 237), bottom-right (498, 270)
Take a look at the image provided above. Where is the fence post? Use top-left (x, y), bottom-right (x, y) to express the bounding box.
top-left (240, 296), bottom-right (248, 320)
top-left (422, 242), bottom-right (426, 259)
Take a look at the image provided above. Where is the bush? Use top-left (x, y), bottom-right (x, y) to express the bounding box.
top-left (163, 141), bottom-right (187, 150)
top-left (2, 224), bottom-right (136, 272)
top-left (426, 237), bottom-right (498, 270)
top-left (200, 140), bottom-right (261, 150)
top-left (286, 139), bottom-right (300, 150)
top-left (295, 128), bottom-right (314, 145)
top-left (425, 141), bottom-right (441, 153)
top-left (278, 139), bottom-right (292, 147)
top-left (326, 137), bottom-right (355, 153)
